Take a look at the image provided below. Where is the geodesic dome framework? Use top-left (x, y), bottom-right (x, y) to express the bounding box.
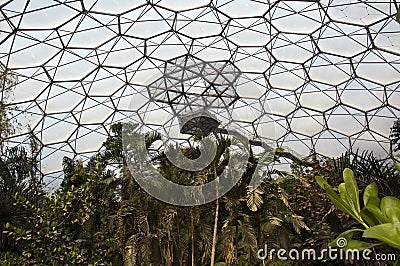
top-left (0, 0), bottom-right (399, 189)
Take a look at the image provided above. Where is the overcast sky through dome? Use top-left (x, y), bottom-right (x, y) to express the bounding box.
top-left (0, 0), bottom-right (399, 190)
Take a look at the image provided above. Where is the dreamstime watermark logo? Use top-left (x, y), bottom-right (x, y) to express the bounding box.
top-left (122, 56), bottom-right (276, 206)
top-left (336, 237), bottom-right (347, 248)
top-left (257, 237), bottom-right (397, 262)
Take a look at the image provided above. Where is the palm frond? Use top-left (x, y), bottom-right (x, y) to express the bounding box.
top-left (246, 187), bottom-right (264, 212)
top-left (145, 131), bottom-right (161, 149)
top-left (237, 220), bottom-right (258, 259)
top-left (290, 214), bottom-right (310, 234)
top-left (332, 150), bottom-right (400, 197)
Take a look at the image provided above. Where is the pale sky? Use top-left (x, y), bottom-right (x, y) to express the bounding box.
top-left (0, 0), bottom-right (399, 189)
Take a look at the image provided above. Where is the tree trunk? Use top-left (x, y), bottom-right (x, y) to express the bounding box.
top-left (191, 211), bottom-right (195, 266)
top-left (210, 170), bottom-right (219, 266)
top-left (123, 246), bottom-right (136, 266)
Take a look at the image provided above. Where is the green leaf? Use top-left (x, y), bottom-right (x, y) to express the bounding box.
top-left (329, 229), bottom-right (379, 251)
top-left (329, 228), bottom-right (363, 247)
top-left (363, 223), bottom-right (400, 250)
top-left (324, 185), bottom-right (358, 221)
top-left (363, 204), bottom-right (389, 224)
top-left (316, 177), bottom-right (355, 218)
top-left (381, 196), bottom-right (400, 223)
top-left (343, 168), bottom-right (360, 214)
top-left (316, 175), bottom-right (365, 226)
top-left (366, 196), bottom-right (380, 209)
top-left (361, 208), bottom-right (379, 227)
top-left (363, 182), bottom-right (378, 207)
top-left (395, 163), bottom-right (400, 173)
top-left (315, 175), bottom-right (328, 189)
top-left (338, 183), bottom-right (349, 203)
top-left (343, 239), bottom-right (380, 251)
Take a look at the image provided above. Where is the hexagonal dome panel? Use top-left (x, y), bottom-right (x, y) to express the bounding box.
top-left (0, 0), bottom-right (398, 190)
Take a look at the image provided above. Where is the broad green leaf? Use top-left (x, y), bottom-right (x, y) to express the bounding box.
top-left (363, 223), bottom-right (400, 250)
top-left (344, 239), bottom-right (380, 251)
top-left (315, 175), bottom-right (329, 189)
top-left (386, 208), bottom-right (400, 224)
top-left (365, 195), bottom-right (380, 209)
top-left (343, 168), bottom-right (360, 214)
top-left (361, 208), bottom-right (379, 227)
top-left (329, 229), bottom-right (378, 251)
top-left (329, 228), bottom-right (363, 247)
top-left (363, 204), bottom-right (389, 224)
top-left (381, 196), bottom-right (400, 223)
top-left (338, 183), bottom-right (349, 203)
top-left (363, 182), bottom-right (378, 207)
top-left (316, 175), bottom-right (365, 227)
top-left (325, 185), bottom-right (360, 222)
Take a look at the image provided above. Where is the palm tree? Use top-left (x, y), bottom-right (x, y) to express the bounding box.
top-left (324, 149), bottom-right (400, 198)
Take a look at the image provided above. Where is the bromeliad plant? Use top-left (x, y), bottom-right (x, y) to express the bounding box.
top-left (316, 166), bottom-right (400, 251)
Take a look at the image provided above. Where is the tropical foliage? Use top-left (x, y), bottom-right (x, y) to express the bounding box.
top-left (1, 70), bottom-right (399, 265)
top-left (317, 168), bottom-right (400, 251)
